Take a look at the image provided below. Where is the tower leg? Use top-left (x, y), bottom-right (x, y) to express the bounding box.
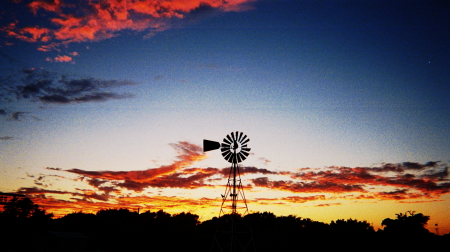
top-left (211, 162), bottom-right (255, 252)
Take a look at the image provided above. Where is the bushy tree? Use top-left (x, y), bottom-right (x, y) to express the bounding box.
top-left (1, 197), bottom-right (52, 219)
top-left (381, 211), bottom-right (431, 237)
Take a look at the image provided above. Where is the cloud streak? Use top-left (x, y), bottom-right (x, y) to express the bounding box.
top-left (1, 68), bottom-right (136, 106)
top-left (66, 141), bottom-right (209, 191)
top-left (288, 162), bottom-right (450, 195)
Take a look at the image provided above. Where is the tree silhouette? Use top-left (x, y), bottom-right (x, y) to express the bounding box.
top-left (330, 218), bottom-right (375, 234)
top-left (2, 206), bottom-right (447, 252)
top-left (381, 211), bottom-right (431, 237)
top-left (1, 197), bottom-right (52, 219)
top-left (379, 211), bottom-right (436, 250)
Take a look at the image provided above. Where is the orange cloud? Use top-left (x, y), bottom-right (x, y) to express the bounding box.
top-left (68, 141), bottom-right (207, 183)
top-left (54, 55), bottom-right (73, 62)
top-left (29, 0), bottom-right (62, 15)
top-left (1, 22), bottom-right (50, 43)
top-left (65, 141), bottom-right (209, 191)
top-left (3, 0), bottom-right (256, 51)
top-left (290, 163), bottom-right (450, 195)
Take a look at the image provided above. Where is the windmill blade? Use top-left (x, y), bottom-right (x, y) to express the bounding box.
top-left (226, 134), bottom-right (233, 143)
top-left (224, 152), bottom-right (232, 162)
top-left (223, 151), bottom-right (232, 161)
top-left (231, 132), bottom-right (236, 142)
top-left (241, 147), bottom-right (251, 152)
top-left (238, 132), bottom-right (243, 142)
top-left (240, 151), bottom-right (249, 158)
top-left (241, 138), bottom-right (250, 145)
top-left (240, 134), bottom-right (248, 143)
top-left (223, 137), bottom-right (231, 145)
top-left (203, 139), bottom-right (221, 152)
top-left (237, 152), bottom-right (244, 163)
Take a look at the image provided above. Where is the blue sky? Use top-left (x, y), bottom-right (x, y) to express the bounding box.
top-left (1, 0), bottom-right (449, 232)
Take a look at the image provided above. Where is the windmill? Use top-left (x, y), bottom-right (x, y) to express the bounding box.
top-left (204, 131), bottom-right (255, 252)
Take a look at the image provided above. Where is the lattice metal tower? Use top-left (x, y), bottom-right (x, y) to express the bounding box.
top-left (204, 131), bottom-right (255, 252)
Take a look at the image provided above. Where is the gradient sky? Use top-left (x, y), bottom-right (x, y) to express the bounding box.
top-left (1, 0), bottom-right (449, 233)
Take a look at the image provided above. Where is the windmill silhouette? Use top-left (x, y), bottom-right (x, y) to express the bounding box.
top-left (204, 131), bottom-right (255, 252)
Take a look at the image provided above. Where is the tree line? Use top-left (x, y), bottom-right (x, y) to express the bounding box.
top-left (1, 197), bottom-right (449, 251)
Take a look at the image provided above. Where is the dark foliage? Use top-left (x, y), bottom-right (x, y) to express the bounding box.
top-left (1, 197), bottom-right (53, 219)
top-left (1, 201), bottom-right (449, 252)
top-left (378, 211), bottom-right (436, 250)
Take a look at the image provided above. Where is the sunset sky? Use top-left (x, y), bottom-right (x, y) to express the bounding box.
top-left (1, 0), bottom-right (449, 233)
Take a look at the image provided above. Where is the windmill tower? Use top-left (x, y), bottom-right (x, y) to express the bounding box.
top-left (204, 131), bottom-right (255, 252)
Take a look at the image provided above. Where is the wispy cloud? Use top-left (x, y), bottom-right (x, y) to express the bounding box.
top-left (1, 68), bottom-right (136, 106)
top-left (0, 136), bottom-right (14, 141)
top-left (0, 109), bottom-right (35, 121)
top-left (66, 141), bottom-right (208, 191)
top-left (11, 111), bottom-right (29, 121)
top-left (1, 0), bottom-right (256, 54)
top-left (251, 177), bottom-right (366, 193)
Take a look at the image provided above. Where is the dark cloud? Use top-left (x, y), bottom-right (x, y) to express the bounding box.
top-left (17, 186), bottom-right (111, 202)
top-left (402, 161), bottom-right (437, 170)
top-left (0, 136), bottom-right (14, 141)
top-left (46, 167), bottom-right (62, 171)
top-left (315, 203), bottom-right (341, 207)
top-left (251, 177), bottom-right (365, 193)
top-left (252, 177), bottom-right (270, 187)
top-left (11, 111), bottom-right (28, 121)
top-left (289, 162), bottom-right (450, 195)
top-left (13, 69), bottom-right (136, 104)
top-left (366, 163), bottom-right (406, 173)
top-left (39, 92), bottom-right (134, 104)
top-left (219, 166), bottom-right (277, 177)
top-left (374, 190), bottom-right (428, 201)
top-left (422, 166), bottom-right (449, 180)
top-left (379, 189), bottom-right (409, 195)
top-left (87, 178), bottom-right (108, 188)
top-left (0, 68), bottom-right (137, 114)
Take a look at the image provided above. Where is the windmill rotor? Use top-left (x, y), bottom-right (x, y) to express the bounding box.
top-left (203, 131), bottom-right (251, 164)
